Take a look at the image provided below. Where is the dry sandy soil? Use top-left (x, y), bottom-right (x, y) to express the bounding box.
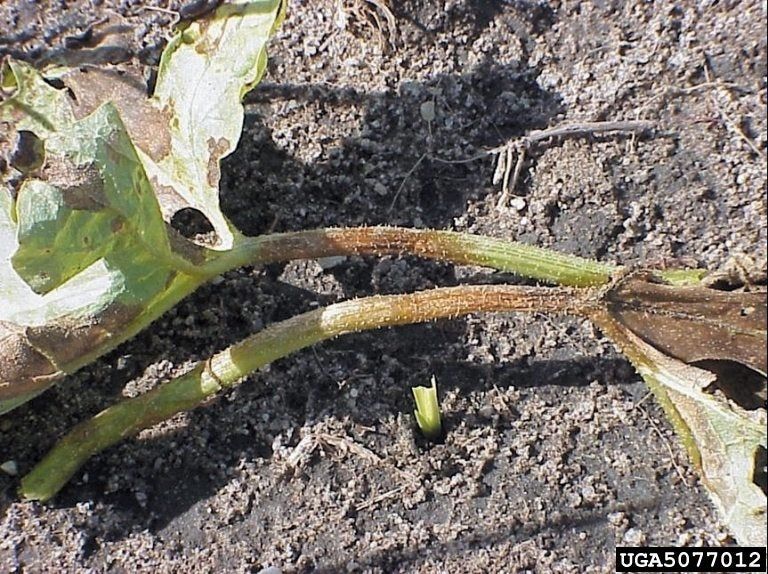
top-left (1, 0), bottom-right (766, 572)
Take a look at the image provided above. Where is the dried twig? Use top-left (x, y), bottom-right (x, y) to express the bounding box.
top-left (494, 120), bottom-right (656, 208)
top-left (141, 5), bottom-right (181, 26)
top-left (356, 485), bottom-right (406, 511)
top-left (393, 120), bottom-right (656, 211)
top-left (496, 146), bottom-right (525, 210)
top-left (339, 0), bottom-right (397, 51)
top-left (520, 120), bottom-right (656, 147)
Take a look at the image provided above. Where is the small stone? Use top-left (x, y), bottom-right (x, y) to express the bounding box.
top-left (607, 511), bottom-right (626, 526)
top-left (623, 527), bottom-right (646, 545)
top-left (1, 460), bottom-right (18, 476)
top-left (478, 405), bottom-right (496, 419)
top-left (510, 197), bottom-right (527, 211)
top-left (420, 101), bottom-right (435, 122)
top-left (374, 182), bottom-right (388, 196)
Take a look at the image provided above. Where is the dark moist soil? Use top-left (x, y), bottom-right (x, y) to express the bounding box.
top-left (1, 1), bottom-right (766, 572)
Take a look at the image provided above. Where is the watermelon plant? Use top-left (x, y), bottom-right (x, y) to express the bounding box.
top-left (0, 0), bottom-right (764, 547)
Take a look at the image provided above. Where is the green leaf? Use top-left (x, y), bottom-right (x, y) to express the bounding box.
top-left (139, 0), bottom-right (285, 249)
top-left (12, 103), bottom-right (177, 293)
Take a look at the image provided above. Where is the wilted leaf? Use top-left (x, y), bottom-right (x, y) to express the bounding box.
top-left (0, 0), bottom-right (285, 412)
top-left (593, 272), bottom-right (767, 546)
top-left (604, 271), bottom-right (766, 374)
top-left (60, 65), bottom-right (172, 162)
top-left (0, 99), bottom-right (185, 409)
top-left (139, 0), bottom-right (285, 249)
top-left (12, 103), bottom-right (178, 293)
top-left (0, 60), bottom-right (75, 138)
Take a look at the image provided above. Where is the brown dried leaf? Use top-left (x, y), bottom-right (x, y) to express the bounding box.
top-left (605, 271), bottom-right (767, 374)
top-left (62, 65), bottom-right (172, 162)
top-left (593, 272), bottom-right (767, 546)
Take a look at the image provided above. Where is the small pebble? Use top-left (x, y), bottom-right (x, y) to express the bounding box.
top-left (510, 197), bottom-right (527, 211)
top-left (1, 460), bottom-right (18, 476)
top-left (420, 101), bottom-right (435, 122)
top-left (623, 527), bottom-right (646, 545)
top-left (374, 182), bottom-right (388, 196)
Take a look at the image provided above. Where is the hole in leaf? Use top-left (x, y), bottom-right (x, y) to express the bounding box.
top-left (755, 445), bottom-right (767, 496)
top-left (42, 77), bottom-right (65, 90)
top-left (44, 75), bottom-right (78, 103)
top-left (10, 130), bottom-right (44, 174)
top-left (170, 207), bottom-right (215, 241)
top-left (694, 359), bottom-right (767, 411)
top-left (145, 67), bottom-right (158, 96)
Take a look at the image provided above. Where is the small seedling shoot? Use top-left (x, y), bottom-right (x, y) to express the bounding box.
top-left (412, 375), bottom-right (442, 441)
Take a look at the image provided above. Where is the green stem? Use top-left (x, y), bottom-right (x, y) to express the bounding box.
top-left (62, 226), bottom-right (695, 387)
top-left (205, 226), bottom-right (619, 287)
top-left (20, 283), bottom-right (592, 501)
top-left (19, 225), bottom-right (702, 499)
top-left (86, 227), bottom-right (615, 375)
top-left (59, 227), bottom-right (614, 385)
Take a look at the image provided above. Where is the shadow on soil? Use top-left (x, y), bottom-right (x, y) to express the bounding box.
top-left (44, 352), bottom-right (637, 528)
top-left (0, 33), bottom-right (639, 559)
top-left (223, 57), bottom-right (563, 234)
top-left (311, 498), bottom-right (653, 573)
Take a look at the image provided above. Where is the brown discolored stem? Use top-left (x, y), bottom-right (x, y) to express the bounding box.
top-left (20, 283), bottom-right (595, 502)
top-left (206, 226), bottom-right (618, 287)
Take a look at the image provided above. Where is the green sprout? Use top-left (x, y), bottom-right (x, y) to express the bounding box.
top-left (412, 375), bottom-right (442, 441)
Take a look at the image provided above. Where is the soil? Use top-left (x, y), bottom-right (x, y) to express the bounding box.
top-left (1, 1), bottom-right (766, 572)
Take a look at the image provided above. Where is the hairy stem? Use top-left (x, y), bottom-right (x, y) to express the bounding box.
top-left (72, 227), bottom-right (617, 378)
top-left (56, 227), bottom-right (694, 402)
top-left (206, 226), bottom-right (618, 287)
top-left (20, 283), bottom-right (594, 501)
